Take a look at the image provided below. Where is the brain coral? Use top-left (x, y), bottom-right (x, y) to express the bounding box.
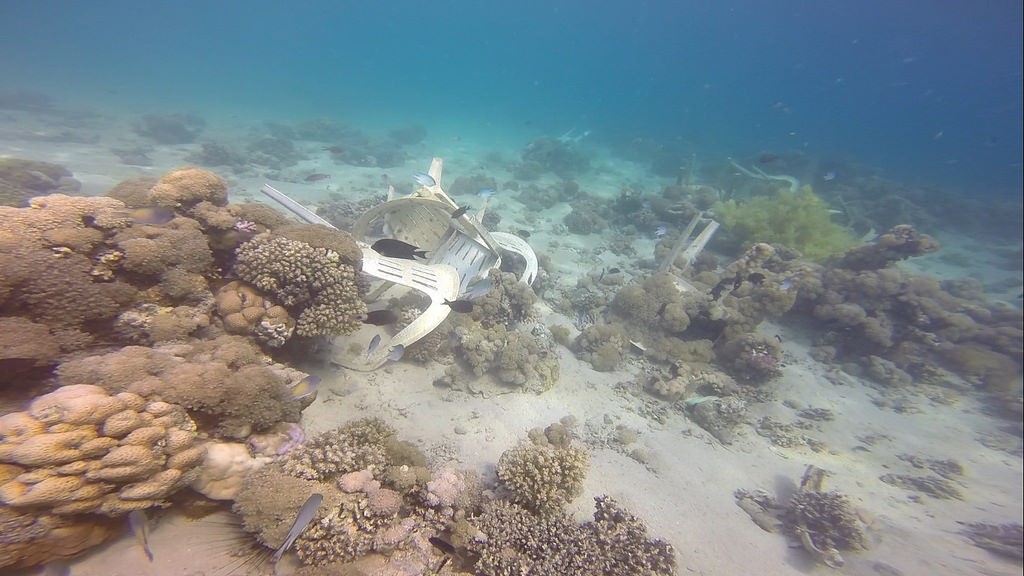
top-left (0, 385), bottom-right (204, 567)
top-left (234, 233), bottom-right (366, 337)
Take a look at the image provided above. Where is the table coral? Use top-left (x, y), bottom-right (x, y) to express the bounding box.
top-left (234, 233), bottom-right (365, 337)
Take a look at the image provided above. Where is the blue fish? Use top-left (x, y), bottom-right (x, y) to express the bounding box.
top-left (654, 224), bottom-right (668, 238)
top-left (823, 171), bottom-right (837, 182)
top-left (478, 188), bottom-right (496, 198)
top-left (386, 344), bottom-right (405, 362)
top-left (779, 278), bottom-right (795, 291)
top-left (413, 172), bottom-right (436, 187)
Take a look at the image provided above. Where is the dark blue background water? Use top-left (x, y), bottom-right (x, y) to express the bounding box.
top-left (1, 0), bottom-right (1020, 197)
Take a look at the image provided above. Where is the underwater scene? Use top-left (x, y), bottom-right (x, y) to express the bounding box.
top-left (0, 1), bottom-right (1021, 575)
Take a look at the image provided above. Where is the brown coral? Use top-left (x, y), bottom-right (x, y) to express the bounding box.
top-left (0, 385), bottom-right (203, 568)
top-left (148, 167), bottom-right (228, 208)
top-left (55, 336), bottom-right (303, 438)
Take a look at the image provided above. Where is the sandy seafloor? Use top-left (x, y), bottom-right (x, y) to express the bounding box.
top-left (1, 106), bottom-right (1022, 576)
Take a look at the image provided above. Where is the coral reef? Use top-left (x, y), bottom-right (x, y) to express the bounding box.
top-left (190, 441), bottom-right (269, 500)
top-left (234, 231), bottom-right (365, 337)
top-left (788, 234), bottom-right (1022, 392)
top-left (215, 280), bottom-right (295, 347)
top-left (133, 113), bottom-right (205, 144)
top-left (55, 335), bottom-right (303, 439)
top-left (688, 396), bottom-right (748, 445)
top-left (147, 167), bottom-right (227, 209)
top-left (714, 185), bottom-right (856, 261)
top-left (0, 158), bottom-right (79, 207)
top-left (232, 420), bottom-right (473, 571)
top-left (717, 333), bottom-right (783, 384)
top-left (247, 137), bottom-right (306, 169)
top-left (515, 137), bottom-right (590, 179)
top-left (959, 522), bottom-right (1023, 559)
top-left (497, 439), bottom-right (589, 514)
top-left (467, 497), bottom-right (676, 576)
top-left (736, 466), bottom-right (864, 568)
top-left (0, 385), bottom-right (203, 568)
top-left (834, 224), bottom-right (939, 270)
top-left (280, 417), bottom-right (401, 482)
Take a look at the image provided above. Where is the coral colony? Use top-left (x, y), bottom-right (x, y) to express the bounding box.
top-left (0, 150), bottom-right (1019, 574)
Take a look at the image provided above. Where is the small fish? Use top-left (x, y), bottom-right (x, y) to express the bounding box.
top-left (429, 536), bottom-right (457, 555)
top-left (758, 153), bottom-right (780, 164)
top-left (747, 272), bottom-right (766, 285)
top-left (451, 205), bottom-right (470, 219)
top-left (290, 375), bottom-right (322, 401)
top-left (128, 509), bottom-right (154, 562)
top-left (462, 278), bottom-right (493, 300)
top-left (322, 145), bottom-right (346, 155)
top-left (478, 188), bottom-right (496, 198)
top-left (775, 334), bottom-right (784, 343)
top-left (516, 229), bottom-right (531, 238)
top-left (606, 267), bottom-right (621, 275)
top-left (371, 239), bottom-right (429, 260)
top-left (130, 207), bottom-right (176, 225)
top-left (367, 334), bottom-right (382, 357)
top-left (823, 171), bottom-right (837, 182)
top-left (304, 173), bottom-right (330, 182)
top-left (386, 344), bottom-right (405, 362)
top-left (443, 299), bottom-right (475, 313)
top-left (657, 302), bottom-right (669, 317)
top-left (362, 309), bottom-right (399, 326)
top-left (779, 277), bottom-right (795, 291)
top-left (731, 273), bottom-right (744, 289)
top-left (273, 493), bottom-right (324, 564)
top-left (654, 224), bottom-right (668, 237)
top-left (413, 172), bottom-right (436, 187)
top-left (710, 278), bottom-right (733, 300)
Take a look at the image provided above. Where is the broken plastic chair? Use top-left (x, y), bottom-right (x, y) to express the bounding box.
top-left (657, 210), bottom-right (719, 294)
top-left (260, 157), bottom-right (537, 370)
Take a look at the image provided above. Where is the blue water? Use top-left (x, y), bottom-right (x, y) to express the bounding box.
top-left (1, 0), bottom-right (1021, 196)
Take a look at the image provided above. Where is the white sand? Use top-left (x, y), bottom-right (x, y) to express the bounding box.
top-left (2, 109), bottom-right (1021, 576)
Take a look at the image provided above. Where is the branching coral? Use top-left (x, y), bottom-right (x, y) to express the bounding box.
top-left (497, 439), bottom-right (589, 515)
top-left (466, 497), bottom-right (676, 576)
top-left (234, 233), bottom-right (365, 337)
top-left (471, 269), bottom-right (537, 328)
top-left (280, 417), bottom-right (404, 481)
top-left (232, 421), bottom-right (468, 571)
